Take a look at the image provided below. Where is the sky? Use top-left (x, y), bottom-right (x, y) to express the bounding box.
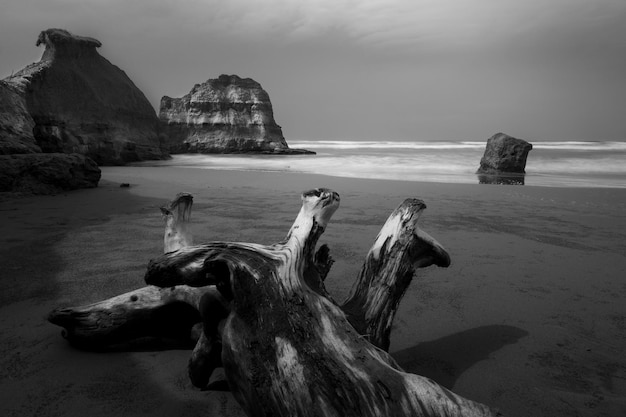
top-left (1, 0), bottom-right (625, 142)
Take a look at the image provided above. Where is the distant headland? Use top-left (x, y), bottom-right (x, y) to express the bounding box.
top-left (0, 28), bottom-right (313, 193)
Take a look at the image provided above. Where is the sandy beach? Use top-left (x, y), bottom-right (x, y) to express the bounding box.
top-left (1, 166), bottom-right (625, 417)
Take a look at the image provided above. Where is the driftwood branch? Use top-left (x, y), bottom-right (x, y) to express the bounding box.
top-left (48, 189), bottom-right (498, 416)
top-left (161, 192), bottom-right (194, 253)
top-left (47, 284), bottom-right (208, 349)
top-left (341, 198), bottom-right (451, 350)
top-left (49, 192), bottom-right (202, 349)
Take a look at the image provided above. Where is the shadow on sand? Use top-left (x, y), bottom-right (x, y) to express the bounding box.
top-left (392, 324), bottom-right (528, 389)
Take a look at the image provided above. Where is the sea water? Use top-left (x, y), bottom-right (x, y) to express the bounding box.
top-left (136, 140), bottom-right (626, 188)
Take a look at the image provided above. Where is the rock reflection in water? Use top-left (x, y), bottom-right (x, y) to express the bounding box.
top-left (477, 173), bottom-right (526, 185)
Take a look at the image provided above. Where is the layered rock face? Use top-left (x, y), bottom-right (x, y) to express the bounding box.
top-left (477, 132), bottom-right (533, 174)
top-left (0, 153), bottom-right (101, 194)
top-left (0, 81), bottom-right (39, 154)
top-left (159, 74), bottom-right (313, 154)
top-left (2, 28), bottom-right (168, 165)
top-left (0, 81), bottom-right (100, 193)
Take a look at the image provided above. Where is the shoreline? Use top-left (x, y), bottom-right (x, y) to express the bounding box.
top-left (1, 167), bottom-right (625, 417)
top-left (129, 148), bottom-right (626, 190)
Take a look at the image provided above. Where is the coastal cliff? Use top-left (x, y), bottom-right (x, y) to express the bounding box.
top-left (159, 75), bottom-right (313, 154)
top-left (1, 77), bottom-right (100, 194)
top-left (0, 81), bottom-right (39, 154)
top-left (2, 28), bottom-right (168, 165)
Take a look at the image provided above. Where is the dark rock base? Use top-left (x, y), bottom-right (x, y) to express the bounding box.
top-left (174, 148), bottom-right (316, 155)
top-left (477, 173), bottom-right (526, 185)
top-left (0, 153), bottom-right (101, 194)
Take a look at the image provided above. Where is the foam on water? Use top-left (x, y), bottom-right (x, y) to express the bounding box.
top-left (532, 141), bottom-right (626, 151)
top-left (135, 140), bottom-right (626, 189)
top-left (291, 140), bottom-right (485, 150)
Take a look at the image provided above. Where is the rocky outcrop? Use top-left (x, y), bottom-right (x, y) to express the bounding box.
top-left (476, 133), bottom-right (532, 174)
top-left (0, 81), bottom-right (40, 154)
top-left (159, 74), bottom-right (313, 154)
top-left (0, 80), bottom-right (100, 194)
top-left (1, 28), bottom-right (168, 165)
top-left (0, 153), bottom-right (101, 194)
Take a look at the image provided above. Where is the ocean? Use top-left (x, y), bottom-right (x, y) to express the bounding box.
top-left (137, 140), bottom-right (626, 188)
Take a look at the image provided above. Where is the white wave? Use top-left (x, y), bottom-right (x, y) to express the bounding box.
top-left (142, 153), bottom-right (478, 181)
top-left (532, 141), bottom-right (626, 151)
top-left (134, 143), bottom-right (626, 189)
top-left (290, 140), bottom-right (626, 152)
top-left (527, 157), bottom-right (626, 174)
top-left (289, 140), bottom-right (485, 150)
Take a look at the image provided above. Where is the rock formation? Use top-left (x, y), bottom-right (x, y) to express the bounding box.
top-left (0, 81), bottom-right (39, 154)
top-left (0, 81), bottom-right (101, 193)
top-left (476, 132), bottom-right (532, 176)
top-left (1, 28), bottom-right (168, 165)
top-left (0, 153), bottom-right (101, 194)
top-left (159, 74), bottom-right (313, 154)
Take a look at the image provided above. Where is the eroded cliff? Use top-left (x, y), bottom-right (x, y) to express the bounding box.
top-left (0, 81), bottom-right (39, 154)
top-left (159, 75), bottom-right (313, 154)
top-left (2, 28), bottom-right (168, 165)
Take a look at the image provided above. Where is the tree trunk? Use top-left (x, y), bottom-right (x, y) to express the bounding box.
top-left (48, 189), bottom-right (499, 416)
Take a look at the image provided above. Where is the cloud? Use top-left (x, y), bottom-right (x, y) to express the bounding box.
top-left (4, 0), bottom-right (624, 53)
top-left (167, 0), bottom-right (626, 50)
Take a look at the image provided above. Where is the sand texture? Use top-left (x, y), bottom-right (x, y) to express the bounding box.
top-left (1, 166), bottom-right (625, 417)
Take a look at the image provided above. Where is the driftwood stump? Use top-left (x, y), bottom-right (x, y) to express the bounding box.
top-left (48, 189), bottom-right (499, 416)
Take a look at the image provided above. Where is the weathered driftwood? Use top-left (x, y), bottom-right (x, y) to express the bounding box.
top-left (49, 192), bottom-right (203, 349)
top-left (48, 189), bottom-right (498, 416)
top-left (145, 188), bottom-right (497, 417)
top-left (47, 191), bottom-right (332, 362)
top-left (340, 198), bottom-right (451, 351)
top-left (161, 192), bottom-right (194, 253)
top-left (48, 284), bottom-right (209, 349)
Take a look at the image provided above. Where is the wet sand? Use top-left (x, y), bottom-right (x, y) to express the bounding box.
top-left (1, 166), bottom-right (625, 417)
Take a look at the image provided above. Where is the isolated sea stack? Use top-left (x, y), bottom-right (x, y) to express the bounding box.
top-left (159, 74), bottom-right (313, 154)
top-left (477, 133), bottom-right (533, 174)
top-left (1, 28), bottom-right (168, 165)
top-left (476, 133), bottom-right (532, 184)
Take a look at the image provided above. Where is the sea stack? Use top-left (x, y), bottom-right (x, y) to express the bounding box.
top-left (159, 74), bottom-right (313, 154)
top-left (1, 28), bottom-right (168, 165)
top-left (477, 132), bottom-right (533, 175)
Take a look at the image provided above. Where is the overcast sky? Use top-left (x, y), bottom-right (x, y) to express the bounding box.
top-left (1, 0), bottom-right (625, 141)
